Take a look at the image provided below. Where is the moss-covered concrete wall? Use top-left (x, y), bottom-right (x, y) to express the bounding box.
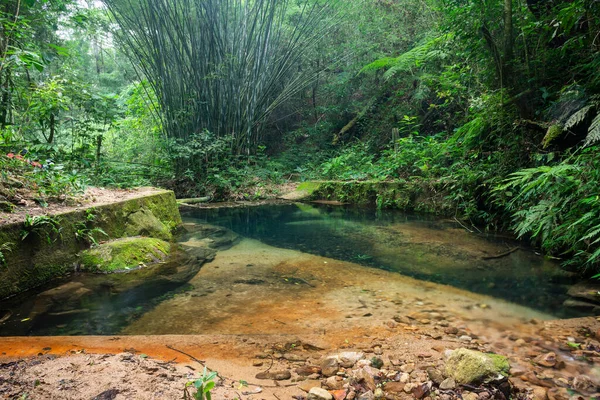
top-left (305, 180), bottom-right (457, 214)
top-left (0, 190), bottom-right (182, 299)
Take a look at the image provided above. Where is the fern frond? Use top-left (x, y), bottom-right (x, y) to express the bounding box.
top-left (584, 113), bottom-right (600, 146)
top-left (564, 105), bottom-right (593, 130)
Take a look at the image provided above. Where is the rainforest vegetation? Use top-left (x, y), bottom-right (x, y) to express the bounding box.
top-left (0, 0), bottom-right (599, 274)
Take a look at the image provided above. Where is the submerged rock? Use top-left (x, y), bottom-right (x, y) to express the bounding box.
top-left (78, 237), bottom-right (171, 273)
top-left (444, 348), bottom-right (509, 385)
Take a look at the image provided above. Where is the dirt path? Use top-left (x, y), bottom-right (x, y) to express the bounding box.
top-left (0, 187), bottom-right (165, 225)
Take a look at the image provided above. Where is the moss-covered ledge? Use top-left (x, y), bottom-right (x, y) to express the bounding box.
top-left (294, 180), bottom-right (457, 214)
top-left (0, 189), bottom-right (182, 299)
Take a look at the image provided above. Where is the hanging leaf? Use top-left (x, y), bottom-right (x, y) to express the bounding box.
top-left (564, 105), bottom-right (593, 130)
top-left (584, 113), bottom-right (600, 146)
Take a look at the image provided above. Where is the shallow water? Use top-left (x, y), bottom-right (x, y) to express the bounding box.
top-left (181, 203), bottom-right (579, 318)
top-left (0, 203), bottom-right (583, 336)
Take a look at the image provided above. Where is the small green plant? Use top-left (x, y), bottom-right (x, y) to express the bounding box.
top-left (21, 215), bottom-right (62, 244)
top-left (0, 242), bottom-right (15, 266)
top-left (74, 209), bottom-right (107, 246)
top-left (184, 367), bottom-right (218, 400)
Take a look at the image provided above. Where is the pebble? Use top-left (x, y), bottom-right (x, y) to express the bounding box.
top-left (400, 363), bottom-right (415, 373)
top-left (308, 387), bottom-right (333, 400)
top-left (322, 357), bottom-right (340, 377)
top-left (383, 382), bottom-right (405, 393)
top-left (532, 386), bottom-right (548, 400)
top-left (459, 335), bottom-right (472, 342)
top-left (373, 346), bottom-right (383, 355)
top-left (439, 377), bottom-right (456, 390)
top-left (325, 376), bottom-right (344, 390)
top-left (357, 391), bottom-right (374, 400)
top-left (373, 387), bottom-right (384, 399)
top-left (514, 338), bottom-right (526, 347)
top-left (252, 360), bottom-right (263, 367)
top-left (426, 368), bottom-right (444, 385)
top-left (298, 380), bottom-right (322, 393)
top-left (444, 327), bottom-right (459, 335)
top-left (463, 392), bottom-right (478, 400)
top-left (534, 352), bottom-right (557, 368)
top-left (399, 372), bottom-right (410, 383)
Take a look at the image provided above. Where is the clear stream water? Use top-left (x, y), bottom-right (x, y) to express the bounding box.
top-left (0, 203), bottom-right (584, 336)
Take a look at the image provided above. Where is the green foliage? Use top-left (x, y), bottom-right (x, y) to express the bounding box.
top-left (21, 214), bottom-right (62, 244)
top-left (184, 367), bottom-right (218, 400)
top-left (74, 209), bottom-right (107, 246)
top-left (496, 148), bottom-right (600, 273)
top-left (0, 242), bottom-right (15, 266)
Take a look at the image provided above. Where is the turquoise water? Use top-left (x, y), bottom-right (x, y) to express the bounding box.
top-left (0, 202), bottom-right (584, 336)
top-left (182, 203), bottom-right (580, 318)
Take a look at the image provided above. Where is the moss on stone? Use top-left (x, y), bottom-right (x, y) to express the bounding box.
top-left (124, 208), bottom-right (172, 240)
top-left (79, 237), bottom-right (171, 273)
top-left (444, 348), bottom-right (509, 385)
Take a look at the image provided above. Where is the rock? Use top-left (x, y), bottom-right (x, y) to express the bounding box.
top-left (427, 368), bottom-right (444, 385)
top-left (346, 390), bottom-right (356, 400)
top-left (444, 327), bottom-right (459, 335)
top-left (459, 335), bottom-right (473, 342)
top-left (252, 360), bottom-right (263, 366)
top-left (463, 392), bottom-right (478, 400)
top-left (322, 357), bottom-right (340, 377)
top-left (567, 282), bottom-right (600, 304)
top-left (357, 391), bottom-right (374, 400)
top-left (374, 387), bottom-right (384, 399)
top-left (412, 382), bottom-right (431, 399)
top-left (308, 387), bottom-right (333, 400)
top-left (284, 353), bottom-right (308, 362)
top-left (444, 348), bottom-right (509, 385)
top-left (400, 363), bottom-right (415, 373)
top-left (296, 366), bottom-right (322, 376)
top-left (325, 376), bottom-right (344, 390)
top-left (255, 370), bottom-right (291, 380)
top-left (339, 352), bottom-right (365, 368)
top-left (353, 368), bottom-right (376, 391)
top-left (532, 386), bottom-right (548, 400)
top-left (332, 389), bottom-right (348, 400)
top-left (572, 375), bottom-right (595, 394)
top-left (399, 373), bottom-right (410, 383)
top-left (125, 208), bottom-right (172, 240)
top-left (547, 388), bottom-right (570, 400)
top-left (439, 378), bottom-right (456, 390)
top-left (383, 382), bottom-right (405, 393)
top-left (514, 339), bottom-right (526, 347)
top-left (78, 237), bottom-right (171, 273)
top-left (298, 380), bottom-right (322, 392)
top-left (370, 357), bottom-right (383, 369)
top-left (374, 346), bottom-right (383, 355)
top-left (534, 352), bottom-right (557, 368)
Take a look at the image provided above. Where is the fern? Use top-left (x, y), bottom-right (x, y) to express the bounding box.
top-left (584, 113), bottom-right (600, 146)
top-left (564, 105), bottom-right (592, 130)
top-left (360, 34), bottom-right (453, 80)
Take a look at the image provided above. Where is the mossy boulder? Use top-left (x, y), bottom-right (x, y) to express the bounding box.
top-left (124, 208), bottom-right (172, 240)
top-left (79, 237), bottom-right (171, 273)
top-left (444, 348), bottom-right (509, 385)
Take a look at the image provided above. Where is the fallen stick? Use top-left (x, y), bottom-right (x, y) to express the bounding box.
top-left (482, 247), bottom-right (520, 260)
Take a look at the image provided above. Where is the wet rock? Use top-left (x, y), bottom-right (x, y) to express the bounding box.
top-left (427, 368), bottom-right (444, 385)
top-left (444, 348), bottom-right (509, 385)
top-left (298, 380), bottom-right (322, 392)
top-left (339, 352), bottom-right (365, 368)
top-left (255, 370), bottom-right (291, 380)
top-left (322, 357), bottom-right (340, 377)
top-left (296, 365), bottom-right (322, 376)
top-left (439, 378), bottom-right (456, 390)
top-left (308, 387), bottom-right (333, 400)
top-left (567, 282), bottom-right (600, 305)
top-left (534, 352), bottom-right (557, 368)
